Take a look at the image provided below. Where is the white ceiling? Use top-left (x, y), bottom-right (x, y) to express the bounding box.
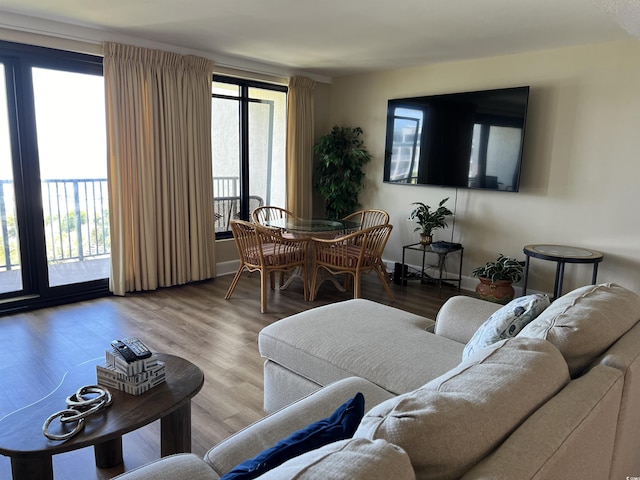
top-left (0, 0), bottom-right (634, 79)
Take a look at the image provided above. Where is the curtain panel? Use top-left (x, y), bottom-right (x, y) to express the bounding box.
top-left (286, 75), bottom-right (316, 219)
top-left (104, 42), bottom-right (216, 295)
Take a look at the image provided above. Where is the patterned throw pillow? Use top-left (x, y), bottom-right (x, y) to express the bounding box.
top-left (463, 294), bottom-right (550, 359)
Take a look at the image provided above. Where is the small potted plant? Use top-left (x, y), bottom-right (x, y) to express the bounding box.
top-left (409, 197), bottom-right (453, 245)
top-left (471, 254), bottom-right (525, 304)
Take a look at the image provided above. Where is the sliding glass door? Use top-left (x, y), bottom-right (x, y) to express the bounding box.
top-left (31, 67), bottom-right (109, 288)
top-left (0, 41), bottom-right (109, 313)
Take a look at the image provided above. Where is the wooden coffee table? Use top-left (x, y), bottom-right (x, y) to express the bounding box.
top-left (0, 353), bottom-right (204, 480)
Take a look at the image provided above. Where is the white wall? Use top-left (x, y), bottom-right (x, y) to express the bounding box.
top-left (328, 40), bottom-right (640, 295)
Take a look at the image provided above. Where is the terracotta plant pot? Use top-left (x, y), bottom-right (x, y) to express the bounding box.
top-left (475, 277), bottom-right (515, 304)
top-left (419, 234), bottom-right (433, 245)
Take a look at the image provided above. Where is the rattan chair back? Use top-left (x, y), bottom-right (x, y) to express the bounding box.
top-left (226, 219), bottom-right (309, 313)
top-left (310, 223), bottom-right (394, 302)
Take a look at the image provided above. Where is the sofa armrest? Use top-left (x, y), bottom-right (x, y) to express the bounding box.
top-left (113, 454), bottom-right (219, 480)
top-left (434, 296), bottom-right (501, 344)
top-left (203, 376), bottom-right (394, 476)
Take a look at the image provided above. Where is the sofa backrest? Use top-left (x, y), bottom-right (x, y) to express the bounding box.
top-left (461, 364), bottom-right (623, 480)
top-left (354, 337), bottom-right (570, 480)
top-left (518, 283), bottom-right (640, 377)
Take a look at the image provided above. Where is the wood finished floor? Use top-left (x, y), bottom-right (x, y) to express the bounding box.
top-left (0, 271), bottom-right (470, 479)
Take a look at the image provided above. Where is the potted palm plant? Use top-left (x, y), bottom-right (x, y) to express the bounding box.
top-left (409, 197), bottom-right (453, 245)
top-left (471, 254), bottom-right (525, 304)
top-left (313, 126), bottom-right (372, 219)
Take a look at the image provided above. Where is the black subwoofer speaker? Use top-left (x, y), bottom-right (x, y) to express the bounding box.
top-left (393, 262), bottom-right (407, 286)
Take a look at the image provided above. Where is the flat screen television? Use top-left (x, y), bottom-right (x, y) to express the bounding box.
top-left (383, 86), bottom-right (530, 192)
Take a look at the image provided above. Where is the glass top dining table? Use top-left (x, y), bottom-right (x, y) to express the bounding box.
top-left (262, 217), bottom-right (360, 294)
top-left (264, 218), bottom-right (360, 235)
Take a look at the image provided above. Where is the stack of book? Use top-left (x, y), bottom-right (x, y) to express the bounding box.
top-left (96, 349), bottom-right (166, 395)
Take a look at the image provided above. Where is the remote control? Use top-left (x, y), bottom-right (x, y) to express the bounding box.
top-left (120, 337), bottom-right (152, 359)
top-left (111, 339), bottom-right (138, 363)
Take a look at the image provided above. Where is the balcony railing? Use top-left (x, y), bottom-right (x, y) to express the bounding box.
top-left (214, 195), bottom-right (264, 233)
top-left (1, 176), bottom-right (261, 272)
top-left (212, 177), bottom-right (264, 233)
top-left (0, 179), bottom-right (111, 272)
top-left (42, 179), bottom-right (111, 264)
top-left (0, 180), bottom-right (15, 271)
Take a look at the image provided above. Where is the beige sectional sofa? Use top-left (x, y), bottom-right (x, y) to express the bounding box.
top-left (117, 283), bottom-right (640, 480)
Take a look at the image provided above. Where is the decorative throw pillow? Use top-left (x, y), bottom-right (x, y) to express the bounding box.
top-left (220, 392), bottom-right (365, 480)
top-left (463, 294), bottom-right (550, 359)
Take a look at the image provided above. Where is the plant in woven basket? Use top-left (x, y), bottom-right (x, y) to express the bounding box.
top-left (471, 254), bottom-right (525, 283)
top-left (471, 254), bottom-right (525, 304)
top-left (471, 254), bottom-right (524, 282)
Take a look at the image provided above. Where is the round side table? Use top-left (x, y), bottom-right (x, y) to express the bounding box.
top-left (522, 244), bottom-right (603, 300)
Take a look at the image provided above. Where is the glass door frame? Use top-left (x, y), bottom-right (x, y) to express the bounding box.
top-left (0, 41), bottom-right (110, 315)
top-left (211, 75), bottom-right (287, 240)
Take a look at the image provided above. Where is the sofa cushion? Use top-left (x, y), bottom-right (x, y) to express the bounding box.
top-left (518, 283), bottom-right (640, 377)
top-left (354, 337), bottom-right (570, 480)
top-left (259, 299), bottom-right (462, 395)
top-left (255, 438), bottom-right (415, 480)
top-left (463, 294), bottom-right (550, 359)
top-left (221, 393), bottom-right (365, 480)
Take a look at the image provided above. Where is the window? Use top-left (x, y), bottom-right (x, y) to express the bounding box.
top-left (211, 76), bottom-right (287, 238)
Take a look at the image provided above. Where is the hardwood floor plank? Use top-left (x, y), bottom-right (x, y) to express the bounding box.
top-left (0, 271), bottom-right (469, 479)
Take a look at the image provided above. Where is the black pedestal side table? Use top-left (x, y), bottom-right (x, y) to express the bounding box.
top-left (522, 244), bottom-right (603, 300)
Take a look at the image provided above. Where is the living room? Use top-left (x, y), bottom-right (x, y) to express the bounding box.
top-left (1, 2), bottom-right (640, 479)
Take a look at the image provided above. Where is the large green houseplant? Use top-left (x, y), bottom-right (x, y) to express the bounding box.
top-left (471, 254), bottom-right (525, 304)
top-left (409, 197), bottom-right (453, 245)
top-left (313, 126), bottom-right (372, 219)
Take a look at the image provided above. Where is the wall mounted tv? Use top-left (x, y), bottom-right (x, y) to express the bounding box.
top-left (383, 86), bottom-right (530, 192)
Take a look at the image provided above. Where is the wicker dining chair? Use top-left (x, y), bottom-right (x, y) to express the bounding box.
top-left (226, 220), bottom-right (309, 313)
top-left (309, 224), bottom-right (395, 302)
top-left (251, 206), bottom-right (299, 287)
top-left (342, 209), bottom-right (391, 279)
top-left (251, 206), bottom-right (297, 226)
top-left (342, 209), bottom-right (390, 230)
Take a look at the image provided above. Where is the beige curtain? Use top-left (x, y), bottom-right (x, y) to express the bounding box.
top-left (104, 42), bottom-right (216, 296)
top-left (286, 76), bottom-right (316, 218)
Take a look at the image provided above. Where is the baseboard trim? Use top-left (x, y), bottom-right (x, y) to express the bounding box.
top-left (216, 260), bottom-right (240, 277)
